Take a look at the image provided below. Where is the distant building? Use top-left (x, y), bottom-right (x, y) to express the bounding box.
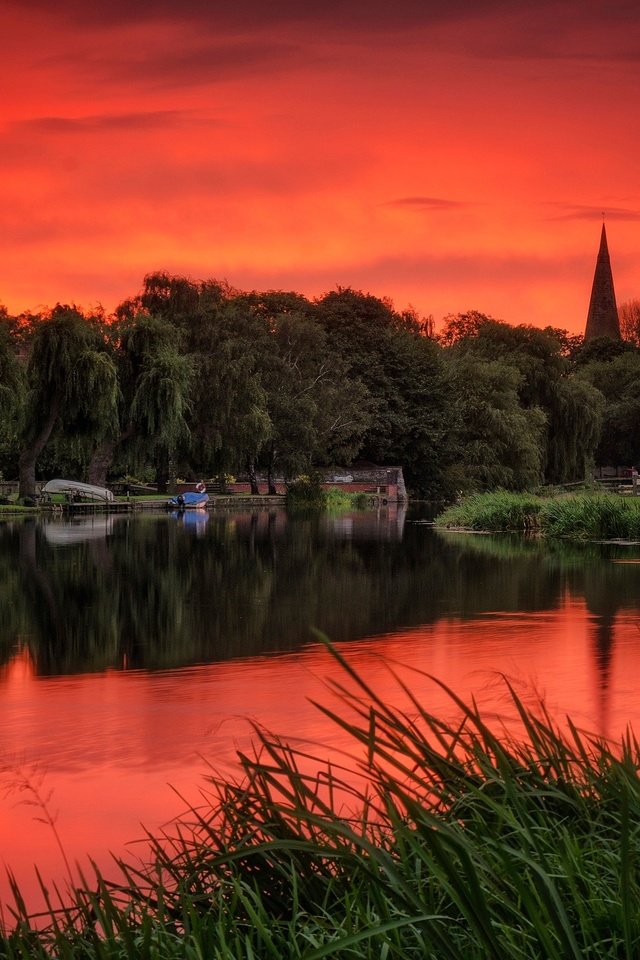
top-left (584, 223), bottom-right (621, 340)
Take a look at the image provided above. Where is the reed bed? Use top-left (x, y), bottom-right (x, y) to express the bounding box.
top-left (436, 490), bottom-right (546, 532)
top-left (540, 494), bottom-right (640, 540)
top-left (2, 644), bottom-right (640, 958)
top-left (325, 489), bottom-right (369, 511)
top-left (437, 490), bottom-right (640, 540)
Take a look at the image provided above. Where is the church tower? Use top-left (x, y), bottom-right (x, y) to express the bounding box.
top-left (584, 223), bottom-right (621, 340)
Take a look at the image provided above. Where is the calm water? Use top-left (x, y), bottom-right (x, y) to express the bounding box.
top-left (1, 506), bottom-right (640, 914)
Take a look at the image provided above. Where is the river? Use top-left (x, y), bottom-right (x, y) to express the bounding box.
top-left (1, 505), bottom-right (640, 917)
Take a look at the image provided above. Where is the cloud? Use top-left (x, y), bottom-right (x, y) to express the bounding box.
top-left (5, 0), bottom-right (638, 61)
top-left (216, 248), bottom-right (591, 298)
top-left (383, 197), bottom-right (468, 212)
top-left (79, 40), bottom-right (309, 89)
top-left (0, 0), bottom-right (519, 31)
top-left (546, 204), bottom-right (640, 223)
top-left (10, 111), bottom-right (222, 134)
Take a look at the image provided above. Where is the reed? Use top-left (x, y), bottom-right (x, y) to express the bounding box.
top-left (325, 489), bottom-right (369, 511)
top-left (539, 494), bottom-right (640, 540)
top-left (436, 490), bottom-right (545, 531)
top-left (437, 490), bottom-right (640, 540)
top-left (2, 643), bottom-right (640, 958)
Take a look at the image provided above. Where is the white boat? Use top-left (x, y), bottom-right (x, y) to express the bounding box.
top-left (43, 516), bottom-right (116, 544)
top-left (41, 479), bottom-right (115, 502)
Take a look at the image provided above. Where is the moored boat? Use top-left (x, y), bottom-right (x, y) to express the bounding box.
top-left (166, 491), bottom-right (209, 510)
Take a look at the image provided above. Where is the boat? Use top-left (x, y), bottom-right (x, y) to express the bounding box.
top-left (43, 516), bottom-right (116, 545)
top-left (41, 479), bottom-right (115, 502)
top-left (168, 509), bottom-right (210, 531)
top-left (166, 491), bottom-right (209, 510)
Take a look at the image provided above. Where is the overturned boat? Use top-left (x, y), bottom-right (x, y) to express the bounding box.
top-left (41, 479), bottom-right (115, 502)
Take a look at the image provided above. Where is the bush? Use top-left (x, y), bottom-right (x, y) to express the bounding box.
top-left (285, 474), bottom-right (327, 509)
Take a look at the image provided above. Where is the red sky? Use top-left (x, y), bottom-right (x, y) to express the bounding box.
top-left (1, 0), bottom-right (639, 333)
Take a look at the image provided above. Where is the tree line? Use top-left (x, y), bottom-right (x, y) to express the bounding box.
top-left (1, 273), bottom-right (638, 500)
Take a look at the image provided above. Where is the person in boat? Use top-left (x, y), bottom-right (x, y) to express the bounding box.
top-left (195, 480), bottom-right (206, 494)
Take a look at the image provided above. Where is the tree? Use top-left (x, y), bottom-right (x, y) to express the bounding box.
top-left (259, 312), bottom-right (372, 490)
top-left (314, 289), bottom-right (450, 494)
top-left (577, 352), bottom-right (640, 467)
top-left (438, 310), bottom-right (493, 347)
top-left (18, 306), bottom-right (118, 499)
top-left (544, 377), bottom-right (604, 483)
top-left (574, 335), bottom-right (635, 366)
top-left (87, 313), bottom-right (193, 488)
top-left (178, 297), bottom-right (273, 489)
top-left (0, 311), bottom-right (26, 477)
top-left (619, 299), bottom-right (640, 346)
top-left (442, 316), bottom-right (604, 485)
top-left (443, 354), bottom-right (546, 492)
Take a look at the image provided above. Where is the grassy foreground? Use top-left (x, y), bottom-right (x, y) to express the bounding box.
top-left (436, 490), bottom-right (640, 539)
top-left (2, 645), bottom-right (640, 958)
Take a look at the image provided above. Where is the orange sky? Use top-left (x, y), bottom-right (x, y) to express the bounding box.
top-left (1, 0), bottom-right (639, 333)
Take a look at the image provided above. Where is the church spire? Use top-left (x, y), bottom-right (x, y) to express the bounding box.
top-left (584, 223), bottom-right (620, 340)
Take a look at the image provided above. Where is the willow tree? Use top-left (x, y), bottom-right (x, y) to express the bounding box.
top-left (87, 313), bottom-right (193, 488)
top-left (443, 316), bottom-right (605, 486)
top-left (576, 352), bottom-right (640, 468)
top-left (0, 312), bottom-right (26, 476)
top-left (544, 377), bottom-right (604, 482)
top-left (443, 353), bottom-right (546, 493)
top-left (18, 306), bottom-right (119, 499)
top-left (187, 301), bottom-right (273, 492)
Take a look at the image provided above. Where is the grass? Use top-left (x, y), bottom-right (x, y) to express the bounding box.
top-left (2, 642), bottom-right (640, 958)
top-left (435, 490), bottom-right (546, 532)
top-left (287, 477), bottom-right (369, 512)
top-left (325, 489), bottom-right (370, 511)
top-left (437, 490), bottom-right (640, 540)
top-left (540, 494), bottom-right (640, 540)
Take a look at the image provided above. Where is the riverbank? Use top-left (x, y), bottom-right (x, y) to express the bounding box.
top-left (436, 490), bottom-right (640, 540)
top-left (1, 644), bottom-right (638, 958)
top-left (0, 490), bottom-right (386, 515)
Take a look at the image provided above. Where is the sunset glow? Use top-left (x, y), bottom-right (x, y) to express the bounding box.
top-left (1, 1), bottom-right (640, 331)
top-left (1, 594), bottom-right (639, 914)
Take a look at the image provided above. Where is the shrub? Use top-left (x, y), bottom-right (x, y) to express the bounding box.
top-left (285, 474), bottom-right (327, 509)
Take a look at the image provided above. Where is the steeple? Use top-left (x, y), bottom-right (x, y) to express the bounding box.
top-left (584, 223), bottom-right (620, 340)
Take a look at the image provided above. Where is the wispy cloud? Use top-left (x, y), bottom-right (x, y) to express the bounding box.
top-left (7, 0), bottom-right (637, 61)
top-left (10, 111), bottom-right (221, 134)
top-left (546, 204), bottom-right (640, 222)
top-left (0, 0), bottom-right (517, 31)
top-left (383, 197), bottom-right (468, 212)
top-left (38, 39), bottom-right (310, 90)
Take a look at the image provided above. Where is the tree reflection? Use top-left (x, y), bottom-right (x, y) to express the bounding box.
top-left (1, 512), bottom-right (639, 678)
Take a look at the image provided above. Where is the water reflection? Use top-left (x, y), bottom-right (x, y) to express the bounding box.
top-left (1, 510), bottom-right (640, 681)
top-left (2, 509), bottom-right (640, 915)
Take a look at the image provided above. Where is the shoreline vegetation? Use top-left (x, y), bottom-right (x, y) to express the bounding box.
top-left (436, 490), bottom-right (640, 540)
top-left (0, 486), bottom-right (372, 515)
top-left (2, 643), bottom-right (640, 957)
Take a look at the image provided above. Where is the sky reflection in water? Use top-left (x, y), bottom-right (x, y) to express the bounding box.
top-left (1, 507), bottom-right (639, 915)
